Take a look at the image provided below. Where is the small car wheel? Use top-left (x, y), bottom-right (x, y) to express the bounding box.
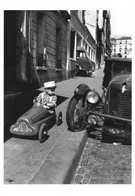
top-left (57, 111), bottom-right (63, 126)
top-left (66, 96), bottom-right (85, 131)
top-left (92, 65), bottom-right (95, 72)
top-left (38, 124), bottom-right (48, 143)
top-left (88, 71), bottom-right (92, 77)
top-left (75, 65), bottom-right (79, 76)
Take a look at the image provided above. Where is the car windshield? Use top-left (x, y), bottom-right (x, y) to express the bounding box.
top-left (77, 51), bottom-right (87, 58)
top-left (102, 57), bottom-right (132, 88)
top-left (113, 62), bottom-right (131, 77)
top-left (105, 57), bottom-right (131, 77)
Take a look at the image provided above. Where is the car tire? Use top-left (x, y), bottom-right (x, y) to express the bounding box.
top-left (88, 71), bottom-right (92, 77)
top-left (56, 111), bottom-right (63, 126)
top-left (75, 65), bottom-right (80, 76)
top-left (38, 123), bottom-right (48, 143)
top-left (66, 95), bottom-right (84, 131)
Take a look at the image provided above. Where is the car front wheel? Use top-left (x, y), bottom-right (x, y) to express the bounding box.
top-left (66, 96), bottom-right (85, 131)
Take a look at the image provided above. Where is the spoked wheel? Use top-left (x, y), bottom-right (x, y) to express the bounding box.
top-left (38, 124), bottom-right (48, 143)
top-left (66, 96), bottom-right (85, 131)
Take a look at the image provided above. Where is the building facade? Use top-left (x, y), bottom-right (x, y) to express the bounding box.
top-left (4, 11), bottom-right (71, 91)
top-left (102, 10), bottom-right (111, 57)
top-left (4, 10), bottom-right (97, 90)
top-left (95, 10), bottom-right (111, 68)
top-left (67, 10), bottom-right (96, 78)
top-left (4, 10), bottom-right (111, 139)
top-left (111, 36), bottom-right (132, 58)
top-left (35, 11), bottom-right (71, 85)
top-left (4, 10), bottom-right (97, 136)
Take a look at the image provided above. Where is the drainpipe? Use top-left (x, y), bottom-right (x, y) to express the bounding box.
top-left (21, 11), bottom-right (27, 38)
top-left (74, 32), bottom-right (77, 60)
top-left (66, 20), bottom-right (71, 79)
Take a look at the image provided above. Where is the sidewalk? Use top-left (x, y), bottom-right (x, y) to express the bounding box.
top-left (4, 68), bottom-right (104, 184)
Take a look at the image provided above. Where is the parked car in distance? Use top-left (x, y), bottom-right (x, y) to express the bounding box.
top-left (76, 46), bottom-right (95, 76)
top-left (66, 57), bottom-right (132, 144)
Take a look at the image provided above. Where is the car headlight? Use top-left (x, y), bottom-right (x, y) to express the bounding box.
top-left (87, 91), bottom-right (99, 104)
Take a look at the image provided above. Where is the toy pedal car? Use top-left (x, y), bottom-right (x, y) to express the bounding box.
top-left (10, 103), bottom-right (62, 143)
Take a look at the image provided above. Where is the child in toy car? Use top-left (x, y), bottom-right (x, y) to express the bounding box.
top-left (10, 81), bottom-right (62, 143)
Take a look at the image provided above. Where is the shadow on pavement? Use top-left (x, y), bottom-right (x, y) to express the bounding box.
top-left (56, 95), bottom-right (68, 106)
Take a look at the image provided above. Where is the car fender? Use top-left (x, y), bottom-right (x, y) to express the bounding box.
top-left (74, 84), bottom-right (91, 96)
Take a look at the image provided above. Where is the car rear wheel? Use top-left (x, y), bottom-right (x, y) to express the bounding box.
top-left (56, 111), bottom-right (63, 126)
top-left (92, 65), bottom-right (95, 72)
top-left (75, 65), bottom-right (80, 76)
top-left (38, 124), bottom-right (48, 143)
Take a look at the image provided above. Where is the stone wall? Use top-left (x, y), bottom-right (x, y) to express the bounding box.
top-left (31, 11), bottom-right (69, 86)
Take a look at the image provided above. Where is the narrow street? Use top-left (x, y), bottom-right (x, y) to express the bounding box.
top-left (4, 67), bottom-right (131, 184)
top-left (4, 68), bottom-right (104, 184)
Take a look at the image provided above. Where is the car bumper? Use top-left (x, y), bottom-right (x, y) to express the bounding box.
top-left (102, 125), bottom-right (131, 140)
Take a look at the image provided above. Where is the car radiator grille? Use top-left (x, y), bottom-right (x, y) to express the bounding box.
top-left (109, 85), bottom-right (131, 120)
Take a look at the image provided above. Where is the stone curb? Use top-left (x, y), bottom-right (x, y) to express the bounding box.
top-left (29, 130), bottom-right (87, 184)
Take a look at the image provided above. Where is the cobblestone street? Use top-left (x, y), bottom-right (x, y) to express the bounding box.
top-left (72, 132), bottom-right (131, 184)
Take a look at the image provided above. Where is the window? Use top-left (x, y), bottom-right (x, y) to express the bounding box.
top-left (56, 27), bottom-right (62, 68)
top-left (77, 51), bottom-right (86, 58)
top-left (4, 11), bottom-right (17, 92)
top-left (37, 12), bottom-right (46, 67)
top-left (37, 53), bottom-right (46, 67)
top-left (88, 47), bottom-right (90, 56)
top-left (85, 44), bottom-right (87, 51)
top-left (70, 31), bottom-right (75, 58)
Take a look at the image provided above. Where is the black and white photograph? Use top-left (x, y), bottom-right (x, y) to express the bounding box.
top-left (1, 0), bottom-right (134, 195)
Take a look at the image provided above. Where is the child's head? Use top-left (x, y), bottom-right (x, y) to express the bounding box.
top-left (45, 87), bottom-right (56, 94)
top-left (38, 81), bottom-right (56, 94)
top-left (44, 81), bottom-right (56, 94)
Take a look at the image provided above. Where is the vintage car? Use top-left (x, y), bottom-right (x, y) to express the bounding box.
top-left (66, 57), bottom-right (132, 143)
top-left (76, 46), bottom-right (95, 76)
